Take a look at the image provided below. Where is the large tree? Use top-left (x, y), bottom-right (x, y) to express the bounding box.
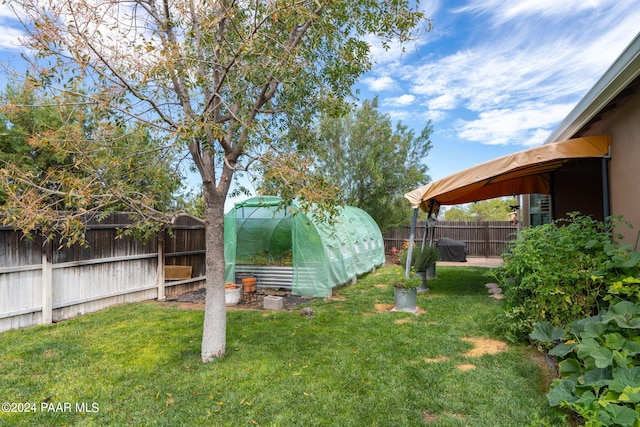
top-left (443, 197), bottom-right (518, 221)
top-left (2, 0), bottom-right (426, 361)
top-left (299, 97), bottom-right (432, 232)
top-left (0, 82), bottom-right (181, 222)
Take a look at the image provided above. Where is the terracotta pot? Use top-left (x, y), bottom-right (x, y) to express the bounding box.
top-left (225, 282), bottom-right (236, 290)
top-left (243, 283), bottom-right (256, 293)
top-left (242, 277), bottom-right (257, 286)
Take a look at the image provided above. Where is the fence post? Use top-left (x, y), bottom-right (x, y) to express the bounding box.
top-left (41, 240), bottom-right (53, 325)
top-left (483, 222), bottom-right (490, 257)
top-left (156, 232), bottom-right (166, 301)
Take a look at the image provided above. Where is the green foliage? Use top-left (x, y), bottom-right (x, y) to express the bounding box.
top-left (264, 97), bottom-right (433, 232)
top-left (0, 266), bottom-right (566, 426)
top-left (5, 0), bottom-right (428, 360)
top-left (531, 287), bottom-right (640, 427)
top-left (490, 213), bottom-right (640, 343)
top-left (444, 197), bottom-right (518, 221)
top-left (399, 244), bottom-right (438, 272)
top-left (0, 82), bottom-right (183, 244)
top-left (390, 275), bottom-right (421, 289)
top-left (236, 250), bottom-right (293, 266)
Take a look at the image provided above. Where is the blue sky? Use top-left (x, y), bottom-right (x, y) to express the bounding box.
top-left (0, 1), bottom-right (639, 208)
top-left (358, 0), bottom-right (640, 182)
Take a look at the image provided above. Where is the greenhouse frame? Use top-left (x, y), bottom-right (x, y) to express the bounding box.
top-left (224, 196), bottom-right (385, 298)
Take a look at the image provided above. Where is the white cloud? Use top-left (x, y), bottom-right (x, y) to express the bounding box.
top-left (384, 94), bottom-right (415, 107)
top-left (458, 0), bottom-right (613, 24)
top-left (0, 5), bottom-right (25, 50)
top-left (363, 32), bottom-right (428, 66)
top-left (427, 93), bottom-right (457, 110)
top-left (423, 109), bottom-right (446, 122)
top-left (385, 109), bottom-right (411, 121)
top-left (456, 103), bottom-right (574, 146)
top-left (362, 75), bottom-right (396, 91)
top-left (383, 0), bottom-right (640, 146)
top-left (0, 26), bottom-right (24, 50)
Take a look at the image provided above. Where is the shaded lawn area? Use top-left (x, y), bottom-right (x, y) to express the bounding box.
top-left (0, 266), bottom-right (567, 426)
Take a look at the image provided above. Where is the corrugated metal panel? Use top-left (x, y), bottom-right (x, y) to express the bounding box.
top-left (235, 265), bottom-right (293, 289)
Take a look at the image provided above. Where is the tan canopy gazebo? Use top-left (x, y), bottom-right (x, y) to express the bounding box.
top-left (401, 134), bottom-right (611, 277)
top-left (405, 135), bottom-right (610, 214)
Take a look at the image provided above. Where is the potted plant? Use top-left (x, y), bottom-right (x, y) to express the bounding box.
top-left (225, 282), bottom-right (242, 306)
top-left (400, 244), bottom-right (438, 292)
top-left (391, 275), bottom-right (420, 313)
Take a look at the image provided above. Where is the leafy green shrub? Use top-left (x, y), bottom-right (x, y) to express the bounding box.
top-left (531, 278), bottom-right (640, 427)
top-left (390, 276), bottom-right (421, 289)
top-left (490, 213), bottom-right (638, 343)
top-left (236, 250), bottom-right (293, 266)
top-left (398, 244), bottom-right (438, 272)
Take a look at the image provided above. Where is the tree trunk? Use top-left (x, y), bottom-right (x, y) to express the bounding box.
top-left (200, 188), bottom-right (227, 362)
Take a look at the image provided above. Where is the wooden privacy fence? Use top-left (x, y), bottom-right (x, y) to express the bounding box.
top-left (383, 220), bottom-right (518, 257)
top-left (0, 213), bottom-right (205, 333)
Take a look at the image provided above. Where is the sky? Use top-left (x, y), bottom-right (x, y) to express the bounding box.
top-left (357, 0), bottom-right (640, 182)
top-left (0, 1), bottom-right (639, 209)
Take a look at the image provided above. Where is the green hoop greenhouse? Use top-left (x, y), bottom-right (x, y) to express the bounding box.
top-left (224, 196), bottom-right (385, 298)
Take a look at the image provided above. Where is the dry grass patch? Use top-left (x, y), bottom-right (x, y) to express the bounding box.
top-left (423, 411), bottom-right (439, 423)
top-left (394, 317), bottom-right (416, 324)
top-left (374, 303), bottom-right (395, 312)
top-left (461, 337), bottom-right (508, 358)
top-left (423, 411), bottom-right (468, 424)
top-left (457, 363), bottom-right (476, 371)
top-left (528, 349), bottom-right (558, 389)
top-left (423, 356), bottom-right (449, 363)
top-left (324, 295), bottom-right (346, 301)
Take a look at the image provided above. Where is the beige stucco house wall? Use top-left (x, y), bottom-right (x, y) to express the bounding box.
top-left (578, 86), bottom-right (640, 243)
top-left (537, 33), bottom-right (640, 244)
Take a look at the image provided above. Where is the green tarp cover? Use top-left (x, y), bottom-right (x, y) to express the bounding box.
top-left (224, 196), bottom-right (385, 298)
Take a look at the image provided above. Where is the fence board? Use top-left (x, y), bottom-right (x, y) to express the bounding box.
top-left (0, 214), bottom-right (206, 333)
top-left (2, 214), bottom-right (516, 334)
top-left (383, 220), bottom-right (517, 257)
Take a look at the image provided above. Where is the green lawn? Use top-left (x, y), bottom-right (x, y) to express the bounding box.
top-left (0, 266), bottom-right (567, 426)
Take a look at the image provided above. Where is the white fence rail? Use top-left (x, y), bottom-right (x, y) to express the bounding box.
top-left (0, 215), bottom-right (206, 333)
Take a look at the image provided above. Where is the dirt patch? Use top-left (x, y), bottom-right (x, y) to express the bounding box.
top-left (457, 363), bottom-right (476, 371)
top-left (394, 317), bottom-right (416, 324)
top-left (164, 301), bottom-right (205, 311)
top-left (324, 295), bottom-right (346, 302)
top-left (375, 303), bottom-right (395, 312)
top-left (163, 287), bottom-right (314, 311)
top-left (461, 337), bottom-right (508, 358)
top-left (423, 412), bottom-right (439, 423)
top-left (424, 356), bottom-right (449, 363)
top-left (373, 283), bottom-right (389, 288)
top-left (424, 412), bottom-right (468, 423)
top-left (528, 350), bottom-right (558, 389)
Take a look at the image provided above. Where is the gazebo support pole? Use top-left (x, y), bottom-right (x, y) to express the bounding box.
top-left (421, 215), bottom-right (429, 250)
top-left (602, 155), bottom-right (611, 227)
top-left (405, 207), bottom-right (419, 279)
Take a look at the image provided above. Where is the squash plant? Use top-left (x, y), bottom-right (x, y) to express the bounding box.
top-left (490, 213), bottom-right (639, 343)
top-left (531, 278), bottom-right (640, 427)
